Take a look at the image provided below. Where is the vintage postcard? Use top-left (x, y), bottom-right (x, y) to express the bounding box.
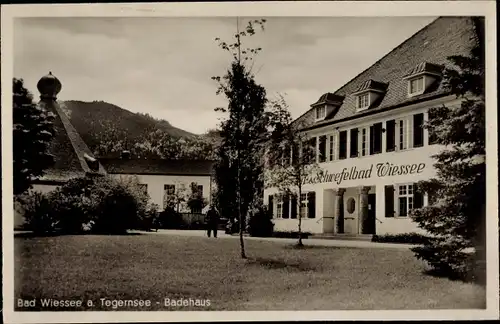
top-left (1, 1), bottom-right (498, 323)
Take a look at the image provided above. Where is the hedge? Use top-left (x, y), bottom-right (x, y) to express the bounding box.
top-left (372, 233), bottom-right (429, 245)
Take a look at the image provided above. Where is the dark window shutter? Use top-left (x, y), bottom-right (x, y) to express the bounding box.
top-left (428, 110), bottom-right (438, 145)
top-left (386, 120), bottom-right (395, 152)
top-left (291, 145), bottom-right (299, 165)
top-left (339, 131), bottom-right (347, 159)
top-left (307, 192), bottom-right (316, 218)
top-left (282, 195), bottom-right (290, 219)
top-left (413, 113), bottom-right (424, 147)
top-left (369, 125), bottom-right (374, 155)
top-left (385, 185), bottom-right (394, 217)
top-left (413, 189), bottom-right (424, 209)
top-left (311, 137), bottom-right (317, 164)
top-left (374, 122), bottom-right (382, 154)
top-left (291, 196), bottom-right (298, 219)
top-left (268, 195), bottom-right (274, 218)
top-left (319, 135), bottom-right (327, 162)
top-left (350, 128), bottom-right (358, 158)
top-left (428, 191), bottom-right (436, 205)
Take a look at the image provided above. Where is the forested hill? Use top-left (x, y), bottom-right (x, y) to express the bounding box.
top-left (60, 100), bottom-right (200, 157)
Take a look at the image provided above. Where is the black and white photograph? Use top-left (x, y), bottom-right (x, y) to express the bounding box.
top-left (1, 2), bottom-right (498, 323)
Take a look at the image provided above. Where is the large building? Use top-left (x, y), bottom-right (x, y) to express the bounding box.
top-left (264, 17), bottom-right (480, 236)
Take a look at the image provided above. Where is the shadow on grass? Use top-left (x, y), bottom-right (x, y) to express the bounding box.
top-left (245, 257), bottom-right (316, 272)
top-left (14, 231), bottom-right (143, 238)
top-left (422, 267), bottom-right (486, 286)
top-left (282, 244), bottom-right (358, 251)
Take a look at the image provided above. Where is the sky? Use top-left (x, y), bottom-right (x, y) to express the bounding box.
top-left (14, 16), bottom-right (437, 135)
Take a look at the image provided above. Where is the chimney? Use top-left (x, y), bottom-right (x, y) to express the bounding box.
top-left (121, 150), bottom-right (131, 159)
top-left (83, 153), bottom-right (100, 172)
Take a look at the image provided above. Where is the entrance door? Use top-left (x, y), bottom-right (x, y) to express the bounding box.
top-left (363, 193), bottom-right (376, 234)
top-left (343, 195), bottom-right (358, 234)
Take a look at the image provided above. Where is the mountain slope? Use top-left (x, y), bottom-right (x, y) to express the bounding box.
top-left (60, 100), bottom-right (197, 154)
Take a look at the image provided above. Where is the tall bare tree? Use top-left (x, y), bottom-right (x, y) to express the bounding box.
top-left (212, 18), bottom-right (267, 258)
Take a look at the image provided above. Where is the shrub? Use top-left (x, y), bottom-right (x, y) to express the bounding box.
top-left (92, 183), bottom-right (140, 234)
top-left (248, 206), bottom-right (274, 237)
top-left (17, 191), bottom-right (57, 234)
top-left (49, 188), bottom-right (94, 234)
top-left (18, 175), bottom-right (152, 235)
top-left (272, 231), bottom-right (311, 239)
top-left (372, 233), bottom-right (430, 245)
top-left (158, 206), bottom-right (185, 229)
top-left (138, 203), bottom-right (160, 231)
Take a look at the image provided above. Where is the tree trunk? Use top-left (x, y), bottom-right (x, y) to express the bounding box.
top-left (297, 185), bottom-right (303, 246)
top-left (237, 149), bottom-right (246, 259)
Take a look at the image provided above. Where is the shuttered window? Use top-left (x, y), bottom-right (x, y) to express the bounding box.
top-left (385, 185), bottom-right (395, 217)
top-left (395, 183), bottom-right (425, 217)
top-left (268, 195), bottom-right (274, 218)
top-left (413, 113), bottom-right (424, 147)
top-left (302, 137), bottom-right (317, 164)
top-left (282, 195), bottom-right (290, 219)
top-left (328, 134), bottom-right (335, 161)
top-left (276, 196), bottom-right (283, 219)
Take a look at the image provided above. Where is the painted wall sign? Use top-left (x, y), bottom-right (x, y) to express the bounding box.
top-left (303, 162), bottom-right (426, 185)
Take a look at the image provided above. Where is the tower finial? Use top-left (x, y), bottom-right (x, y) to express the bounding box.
top-left (37, 72), bottom-right (62, 100)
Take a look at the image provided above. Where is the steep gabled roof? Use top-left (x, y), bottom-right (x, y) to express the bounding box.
top-left (36, 100), bottom-right (107, 183)
top-left (295, 17), bottom-right (479, 130)
top-left (100, 158), bottom-right (214, 176)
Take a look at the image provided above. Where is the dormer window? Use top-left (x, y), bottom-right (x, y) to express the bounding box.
top-left (315, 106), bottom-right (326, 120)
top-left (310, 93), bottom-right (345, 123)
top-left (353, 80), bottom-right (388, 112)
top-left (408, 76), bottom-right (425, 96)
top-left (404, 62), bottom-right (443, 98)
top-left (357, 93), bottom-right (370, 110)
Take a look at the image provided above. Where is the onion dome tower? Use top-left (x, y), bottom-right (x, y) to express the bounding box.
top-left (33, 72), bottom-right (106, 185)
top-left (37, 71), bottom-right (62, 101)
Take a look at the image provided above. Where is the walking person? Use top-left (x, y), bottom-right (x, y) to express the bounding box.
top-left (205, 206), bottom-right (220, 238)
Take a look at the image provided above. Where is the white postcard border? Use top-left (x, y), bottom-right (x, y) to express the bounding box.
top-left (2, 1), bottom-right (498, 322)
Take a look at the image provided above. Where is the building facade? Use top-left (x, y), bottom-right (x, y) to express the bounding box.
top-left (264, 17), bottom-right (480, 236)
top-left (100, 157), bottom-right (214, 213)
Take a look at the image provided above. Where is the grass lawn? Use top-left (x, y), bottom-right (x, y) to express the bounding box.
top-left (14, 234), bottom-right (486, 311)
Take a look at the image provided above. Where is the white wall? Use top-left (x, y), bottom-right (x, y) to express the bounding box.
top-left (32, 184), bottom-right (60, 194)
top-left (110, 174), bottom-right (212, 212)
top-left (265, 97), bottom-right (460, 235)
top-left (15, 173), bottom-right (212, 229)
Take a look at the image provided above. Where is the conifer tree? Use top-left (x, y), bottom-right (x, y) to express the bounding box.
top-left (13, 78), bottom-right (55, 196)
top-left (410, 18), bottom-right (485, 281)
